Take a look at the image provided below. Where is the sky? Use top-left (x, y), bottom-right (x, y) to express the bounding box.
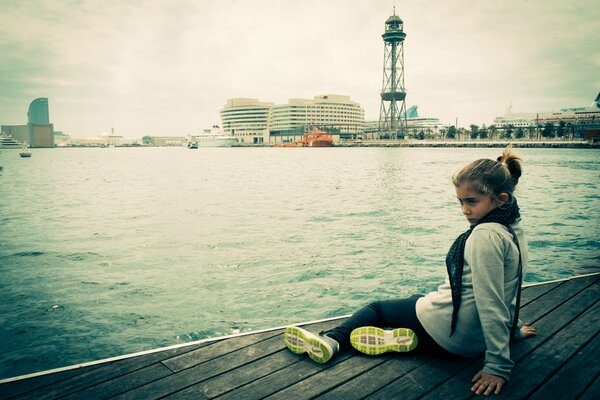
top-left (0, 0), bottom-right (598, 138)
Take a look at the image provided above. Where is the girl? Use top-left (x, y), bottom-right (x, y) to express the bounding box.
top-left (284, 147), bottom-right (537, 396)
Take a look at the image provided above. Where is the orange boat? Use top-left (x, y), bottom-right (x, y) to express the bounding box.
top-left (302, 127), bottom-right (334, 147)
top-left (272, 127), bottom-right (334, 147)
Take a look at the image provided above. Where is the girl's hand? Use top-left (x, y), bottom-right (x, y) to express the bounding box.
top-left (471, 371), bottom-right (506, 396)
top-left (520, 324), bottom-right (537, 338)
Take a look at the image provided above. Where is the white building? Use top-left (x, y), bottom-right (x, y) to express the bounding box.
top-left (269, 95), bottom-right (364, 141)
top-left (220, 94), bottom-right (365, 144)
top-left (220, 98), bottom-right (273, 144)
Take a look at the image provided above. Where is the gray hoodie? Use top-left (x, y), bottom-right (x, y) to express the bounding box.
top-left (415, 221), bottom-right (528, 381)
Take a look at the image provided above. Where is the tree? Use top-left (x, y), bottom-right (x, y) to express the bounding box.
top-left (541, 122), bottom-right (555, 138)
top-left (557, 120), bottom-right (566, 139)
top-left (417, 131), bottom-right (425, 140)
top-left (566, 122), bottom-right (575, 139)
top-left (516, 127), bottom-right (525, 139)
top-left (447, 125), bottom-right (457, 139)
top-left (489, 125), bottom-right (497, 140)
top-left (504, 124), bottom-right (514, 139)
top-left (469, 124), bottom-right (479, 139)
top-left (479, 126), bottom-right (489, 139)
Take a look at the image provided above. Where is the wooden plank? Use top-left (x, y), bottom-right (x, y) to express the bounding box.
top-left (263, 353), bottom-right (393, 400)
top-left (418, 278), bottom-right (600, 400)
top-left (59, 363), bottom-right (173, 400)
top-left (8, 343), bottom-right (206, 400)
top-left (520, 280), bottom-right (562, 306)
top-left (110, 334), bottom-right (288, 400)
top-left (0, 364), bottom-right (102, 400)
top-left (191, 350), bottom-right (302, 398)
top-left (162, 386), bottom-right (209, 400)
top-left (578, 375), bottom-right (600, 400)
top-left (364, 355), bottom-right (475, 400)
top-left (513, 275), bottom-right (598, 324)
top-left (214, 351), bottom-right (355, 400)
top-left (315, 357), bottom-right (423, 400)
top-left (162, 331), bottom-right (280, 372)
top-left (494, 301), bottom-right (600, 399)
top-left (527, 333), bottom-right (600, 400)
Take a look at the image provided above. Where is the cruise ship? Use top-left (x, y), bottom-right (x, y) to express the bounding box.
top-left (0, 134), bottom-right (23, 149)
top-left (188, 126), bottom-right (238, 147)
top-left (494, 93), bottom-right (600, 128)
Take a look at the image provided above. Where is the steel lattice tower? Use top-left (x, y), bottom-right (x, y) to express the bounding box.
top-left (378, 9), bottom-right (407, 140)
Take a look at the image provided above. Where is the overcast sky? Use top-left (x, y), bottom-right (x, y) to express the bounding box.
top-left (0, 0), bottom-right (598, 138)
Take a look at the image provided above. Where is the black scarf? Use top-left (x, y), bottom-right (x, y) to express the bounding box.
top-left (446, 198), bottom-right (521, 336)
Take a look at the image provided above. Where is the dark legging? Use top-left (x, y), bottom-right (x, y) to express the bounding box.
top-left (325, 296), bottom-right (454, 356)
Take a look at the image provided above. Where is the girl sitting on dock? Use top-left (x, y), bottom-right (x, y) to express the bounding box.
top-left (284, 147), bottom-right (537, 396)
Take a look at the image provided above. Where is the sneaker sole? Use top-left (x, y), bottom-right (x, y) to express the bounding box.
top-left (284, 326), bottom-right (335, 364)
top-left (350, 326), bottom-right (418, 355)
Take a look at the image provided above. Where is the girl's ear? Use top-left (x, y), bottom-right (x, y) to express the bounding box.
top-left (498, 192), bottom-right (510, 204)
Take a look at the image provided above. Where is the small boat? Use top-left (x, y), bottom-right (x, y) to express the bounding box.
top-left (19, 145), bottom-right (32, 158)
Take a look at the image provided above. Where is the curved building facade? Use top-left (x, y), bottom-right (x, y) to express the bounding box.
top-left (270, 95), bottom-right (364, 137)
top-left (220, 98), bottom-right (273, 143)
top-left (28, 98), bottom-right (50, 124)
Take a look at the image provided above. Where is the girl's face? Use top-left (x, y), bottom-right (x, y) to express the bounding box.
top-left (455, 183), bottom-right (502, 226)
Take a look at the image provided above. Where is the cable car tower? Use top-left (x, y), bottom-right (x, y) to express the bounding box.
top-left (378, 8), bottom-right (407, 139)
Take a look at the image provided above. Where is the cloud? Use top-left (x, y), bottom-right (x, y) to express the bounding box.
top-left (0, 0), bottom-right (597, 136)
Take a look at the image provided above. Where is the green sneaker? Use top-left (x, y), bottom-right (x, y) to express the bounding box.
top-left (350, 326), bottom-right (418, 355)
top-left (284, 326), bottom-right (340, 364)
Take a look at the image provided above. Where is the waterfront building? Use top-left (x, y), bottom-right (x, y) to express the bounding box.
top-left (1, 98), bottom-right (54, 147)
top-left (493, 93), bottom-right (600, 138)
top-left (28, 98), bottom-right (50, 124)
top-left (269, 94), bottom-right (364, 143)
top-left (221, 95), bottom-right (365, 144)
top-left (220, 98), bottom-right (274, 144)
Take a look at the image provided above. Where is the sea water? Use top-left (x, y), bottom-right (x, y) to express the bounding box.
top-left (0, 147), bottom-right (598, 379)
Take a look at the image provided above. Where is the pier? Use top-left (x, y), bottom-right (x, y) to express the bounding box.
top-left (1, 272), bottom-right (598, 399)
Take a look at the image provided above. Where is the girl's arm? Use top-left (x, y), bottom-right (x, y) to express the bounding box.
top-left (466, 227), bottom-right (515, 382)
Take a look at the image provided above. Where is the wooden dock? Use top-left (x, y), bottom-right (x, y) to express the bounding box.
top-left (1, 273), bottom-right (598, 399)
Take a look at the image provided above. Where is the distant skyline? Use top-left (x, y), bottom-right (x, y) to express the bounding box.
top-left (1, 0), bottom-right (598, 138)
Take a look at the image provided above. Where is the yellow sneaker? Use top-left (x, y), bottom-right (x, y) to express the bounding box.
top-left (350, 326), bottom-right (418, 355)
top-left (284, 326), bottom-right (340, 364)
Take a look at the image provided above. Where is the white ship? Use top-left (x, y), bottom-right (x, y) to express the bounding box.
top-left (494, 93), bottom-right (600, 128)
top-left (188, 126), bottom-right (237, 147)
top-left (0, 134), bottom-right (23, 149)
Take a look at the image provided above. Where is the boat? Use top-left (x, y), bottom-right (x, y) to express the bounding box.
top-left (190, 126), bottom-right (238, 147)
top-left (494, 92), bottom-right (600, 128)
top-left (302, 127), bottom-right (334, 147)
top-left (0, 134), bottom-right (22, 149)
top-left (272, 126), bottom-right (334, 147)
top-left (19, 144), bottom-right (32, 158)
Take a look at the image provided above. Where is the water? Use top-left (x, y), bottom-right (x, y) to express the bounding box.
top-left (0, 147), bottom-right (598, 379)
